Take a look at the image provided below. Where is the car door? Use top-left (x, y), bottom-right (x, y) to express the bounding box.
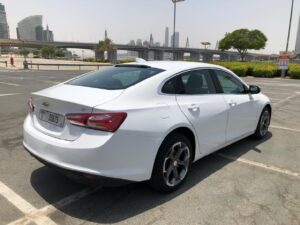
top-left (213, 69), bottom-right (258, 142)
top-left (168, 69), bottom-right (228, 155)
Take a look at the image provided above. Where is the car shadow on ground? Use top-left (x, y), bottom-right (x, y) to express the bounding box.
top-left (30, 132), bottom-right (272, 223)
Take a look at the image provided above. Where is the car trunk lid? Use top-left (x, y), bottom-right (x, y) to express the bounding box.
top-left (31, 84), bottom-right (123, 141)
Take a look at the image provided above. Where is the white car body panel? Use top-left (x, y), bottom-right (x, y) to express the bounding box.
top-left (23, 61), bottom-right (271, 182)
top-left (176, 94), bottom-right (228, 155)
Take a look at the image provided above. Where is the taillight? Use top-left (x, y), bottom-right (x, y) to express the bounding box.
top-left (66, 112), bottom-right (127, 132)
top-left (27, 98), bottom-right (35, 112)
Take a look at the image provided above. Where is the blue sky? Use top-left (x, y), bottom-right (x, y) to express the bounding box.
top-left (2, 0), bottom-right (300, 54)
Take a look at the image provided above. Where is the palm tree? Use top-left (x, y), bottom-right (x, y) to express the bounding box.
top-left (96, 38), bottom-right (115, 62)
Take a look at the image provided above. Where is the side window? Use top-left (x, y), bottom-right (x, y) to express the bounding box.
top-left (162, 69), bottom-right (216, 94)
top-left (162, 78), bottom-right (177, 94)
top-left (214, 70), bottom-right (246, 94)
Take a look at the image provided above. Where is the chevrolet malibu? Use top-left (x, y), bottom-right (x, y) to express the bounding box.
top-left (23, 61), bottom-right (271, 192)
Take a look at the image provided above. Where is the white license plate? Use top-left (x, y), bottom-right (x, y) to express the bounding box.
top-left (39, 110), bottom-right (65, 128)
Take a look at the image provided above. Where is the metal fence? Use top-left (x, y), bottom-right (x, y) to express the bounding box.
top-left (26, 63), bottom-right (112, 71)
top-left (0, 61), bottom-right (7, 67)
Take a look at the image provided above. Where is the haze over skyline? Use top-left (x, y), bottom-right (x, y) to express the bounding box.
top-left (1, 0), bottom-right (300, 54)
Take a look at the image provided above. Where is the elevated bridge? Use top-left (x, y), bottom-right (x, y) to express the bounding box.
top-left (1, 39), bottom-right (277, 62)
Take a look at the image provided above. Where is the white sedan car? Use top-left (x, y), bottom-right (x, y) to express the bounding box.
top-left (23, 61), bottom-right (271, 192)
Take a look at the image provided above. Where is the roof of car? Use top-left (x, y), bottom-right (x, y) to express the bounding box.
top-left (124, 61), bottom-right (222, 71)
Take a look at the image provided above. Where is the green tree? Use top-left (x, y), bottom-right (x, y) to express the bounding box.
top-left (55, 48), bottom-right (65, 58)
top-left (96, 38), bottom-right (115, 62)
top-left (19, 49), bottom-right (30, 58)
top-left (219, 29), bottom-right (267, 61)
top-left (41, 46), bottom-right (55, 59)
top-left (32, 49), bottom-right (40, 57)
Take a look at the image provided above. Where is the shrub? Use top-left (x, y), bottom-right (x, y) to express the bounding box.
top-left (289, 65), bottom-right (300, 79)
top-left (252, 65), bottom-right (277, 78)
top-left (209, 61), bottom-right (300, 79)
top-left (230, 65), bottom-right (248, 76)
top-left (83, 58), bottom-right (95, 62)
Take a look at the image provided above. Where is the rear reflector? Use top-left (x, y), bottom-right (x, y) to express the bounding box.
top-left (27, 98), bottom-right (35, 112)
top-left (66, 112), bottom-right (127, 132)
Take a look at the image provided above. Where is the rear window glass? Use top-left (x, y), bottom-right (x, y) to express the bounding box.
top-left (67, 66), bottom-right (164, 90)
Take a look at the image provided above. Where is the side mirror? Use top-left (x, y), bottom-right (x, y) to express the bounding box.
top-left (248, 85), bottom-right (261, 94)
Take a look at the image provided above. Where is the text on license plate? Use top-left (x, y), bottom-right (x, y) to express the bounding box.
top-left (39, 110), bottom-right (65, 127)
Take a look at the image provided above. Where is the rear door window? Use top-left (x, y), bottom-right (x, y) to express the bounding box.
top-left (162, 69), bottom-right (216, 95)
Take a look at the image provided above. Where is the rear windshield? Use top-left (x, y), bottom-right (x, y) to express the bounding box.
top-left (67, 66), bottom-right (164, 90)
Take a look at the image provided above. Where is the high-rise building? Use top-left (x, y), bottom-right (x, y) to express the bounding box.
top-left (164, 27), bottom-right (169, 47)
top-left (295, 15), bottom-right (300, 53)
top-left (43, 25), bottom-right (54, 42)
top-left (143, 40), bottom-right (149, 47)
top-left (149, 33), bottom-right (154, 46)
top-left (136, 39), bottom-right (142, 46)
top-left (0, 3), bottom-right (9, 39)
top-left (17, 15), bottom-right (54, 42)
top-left (129, 40), bottom-right (135, 46)
top-left (185, 37), bottom-right (190, 48)
top-left (171, 32), bottom-right (180, 48)
top-left (35, 25), bottom-right (44, 41)
top-left (105, 29), bottom-right (108, 39)
top-left (0, 3), bottom-right (10, 52)
top-left (17, 15), bottom-right (43, 40)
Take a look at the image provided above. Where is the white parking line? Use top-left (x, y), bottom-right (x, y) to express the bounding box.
top-left (0, 181), bottom-right (57, 225)
top-left (270, 125), bottom-right (300, 133)
top-left (263, 91), bottom-right (293, 95)
top-left (7, 185), bottom-right (101, 225)
top-left (0, 93), bottom-right (21, 97)
top-left (249, 82), bottom-right (300, 88)
top-left (215, 153), bottom-right (300, 178)
top-left (0, 82), bottom-right (20, 87)
top-left (274, 92), bottom-right (300, 107)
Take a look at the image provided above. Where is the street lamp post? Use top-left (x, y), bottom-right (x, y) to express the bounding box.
top-left (201, 42), bottom-right (211, 50)
top-left (171, 0), bottom-right (185, 60)
top-left (286, 0), bottom-right (294, 53)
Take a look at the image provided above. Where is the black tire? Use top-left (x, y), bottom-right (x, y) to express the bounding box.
top-left (149, 133), bottom-right (193, 193)
top-left (253, 107), bottom-right (271, 139)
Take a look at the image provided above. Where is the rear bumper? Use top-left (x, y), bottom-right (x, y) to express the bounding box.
top-left (23, 115), bottom-right (160, 182)
top-left (24, 145), bottom-right (131, 186)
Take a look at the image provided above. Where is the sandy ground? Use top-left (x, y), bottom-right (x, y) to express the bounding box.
top-left (0, 55), bottom-right (110, 71)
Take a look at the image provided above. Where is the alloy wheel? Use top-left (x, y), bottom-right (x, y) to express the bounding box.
top-left (260, 110), bottom-right (270, 137)
top-left (163, 142), bottom-right (191, 187)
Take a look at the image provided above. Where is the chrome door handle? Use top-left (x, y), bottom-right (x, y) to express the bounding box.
top-left (228, 100), bottom-right (237, 107)
top-left (188, 104), bottom-right (199, 112)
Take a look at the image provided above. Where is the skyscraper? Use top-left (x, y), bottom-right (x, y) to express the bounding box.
top-left (17, 15), bottom-right (43, 40)
top-left (136, 39), bottom-right (142, 46)
top-left (295, 15), bottom-right (300, 53)
top-left (164, 27), bottom-right (169, 47)
top-left (35, 25), bottom-right (44, 41)
top-left (149, 33), bottom-right (154, 46)
top-left (17, 15), bottom-right (54, 42)
top-left (185, 37), bottom-right (190, 48)
top-left (171, 32), bottom-right (180, 48)
top-left (105, 29), bottom-right (108, 39)
top-left (43, 25), bottom-right (54, 42)
top-left (0, 3), bottom-right (10, 52)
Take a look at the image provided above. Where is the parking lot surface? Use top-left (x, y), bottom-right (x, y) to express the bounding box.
top-left (0, 69), bottom-right (299, 225)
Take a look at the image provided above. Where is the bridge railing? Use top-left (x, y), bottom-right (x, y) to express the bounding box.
top-left (26, 63), bottom-right (112, 71)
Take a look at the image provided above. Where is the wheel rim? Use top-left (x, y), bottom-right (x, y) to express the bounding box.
top-left (260, 110), bottom-right (270, 136)
top-left (163, 142), bottom-right (191, 187)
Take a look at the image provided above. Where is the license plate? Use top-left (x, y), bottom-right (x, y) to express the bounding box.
top-left (39, 110), bottom-right (65, 128)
